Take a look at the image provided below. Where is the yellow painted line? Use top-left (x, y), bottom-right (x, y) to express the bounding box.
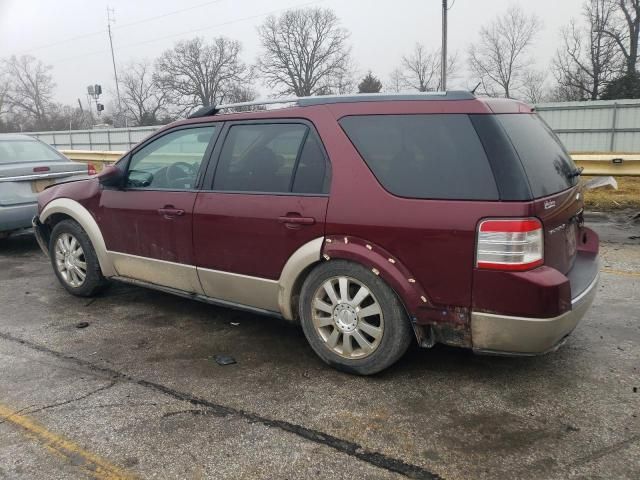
top-left (601, 268), bottom-right (640, 277)
top-left (0, 403), bottom-right (136, 480)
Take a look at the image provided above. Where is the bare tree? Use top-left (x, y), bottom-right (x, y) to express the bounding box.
top-left (223, 84), bottom-right (259, 112)
top-left (401, 44), bottom-right (441, 92)
top-left (155, 37), bottom-right (249, 113)
top-left (553, 1), bottom-right (620, 100)
top-left (119, 61), bottom-right (169, 126)
top-left (2, 55), bottom-right (55, 129)
top-left (386, 68), bottom-right (405, 93)
top-left (601, 0), bottom-right (640, 74)
top-left (398, 44), bottom-right (456, 92)
top-left (257, 7), bottom-right (351, 96)
top-left (468, 6), bottom-right (541, 98)
top-left (521, 69), bottom-right (549, 103)
top-left (0, 78), bottom-right (9, 118)
top-left (47, 103), bottom-right (93, 130)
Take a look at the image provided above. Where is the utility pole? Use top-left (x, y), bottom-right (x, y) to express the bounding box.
top-left (441, 0), bottom-right (448, 91)
top-left (107, 7), bottom-right (123, 124)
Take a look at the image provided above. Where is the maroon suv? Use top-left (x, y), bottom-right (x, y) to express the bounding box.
top-left (33, 92), bottom-right (599, 375)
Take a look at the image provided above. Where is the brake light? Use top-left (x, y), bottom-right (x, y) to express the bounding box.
top-left (33, 166), bottom-right (50, 173)
top-left (476, 218), bottom-right (543, 271)
top-left (87, 163), bottom-right (97, 176)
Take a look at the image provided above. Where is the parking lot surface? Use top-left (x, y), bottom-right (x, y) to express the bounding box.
top-left (0, 214), bottom-right (639, 480)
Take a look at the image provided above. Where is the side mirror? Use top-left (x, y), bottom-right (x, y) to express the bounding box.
top-left (99, 165), bottom-right (124, 188)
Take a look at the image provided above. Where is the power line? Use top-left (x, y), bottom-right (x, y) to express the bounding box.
top-left (50, 0), bottom-right (324, 65)
top-left (13, 0), bottom-right (225, 56)
top-left (116, 0), bottom-right (224, 30)
top-left (118, 0), bottom-right (323, 50)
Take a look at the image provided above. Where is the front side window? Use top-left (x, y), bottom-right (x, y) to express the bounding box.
top-left (126, 126), bottom-right (215, 190)
top-left (339, 114), bottom-right (499, 200)
top-left (213, 123), bottom-right (329, 194)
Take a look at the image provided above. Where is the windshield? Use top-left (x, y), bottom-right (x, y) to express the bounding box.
top-left (497, 114), bottom-right (579, 198)
top-left (0, 139), bottom-right (64, 164)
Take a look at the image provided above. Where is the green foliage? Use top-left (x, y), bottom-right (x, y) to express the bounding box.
top-left (358, 71), bottom-right (383, 93)
top-left (601, 72), bottom-right (640, 100)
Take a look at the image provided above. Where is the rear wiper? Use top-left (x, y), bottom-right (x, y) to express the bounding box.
top-left (568, 166), bottom-right (584, 178)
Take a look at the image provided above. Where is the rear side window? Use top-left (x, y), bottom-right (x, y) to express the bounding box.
top-left (497, 114), bottom-right (578, 198)
top-left (339, 114), bottom-right (498, 200)
top-left (213, 123), bottom-right (329, 194)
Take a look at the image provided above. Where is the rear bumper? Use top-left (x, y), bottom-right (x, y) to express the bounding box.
top-left (471, 254), bottom-right (599, 355)
top-left (0, 202), bottom-right (38, 233)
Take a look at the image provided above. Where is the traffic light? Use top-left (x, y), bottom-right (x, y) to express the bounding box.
top-left (97, 103), bottom-right (104, 112)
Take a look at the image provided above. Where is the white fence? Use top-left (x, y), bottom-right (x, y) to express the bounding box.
top-left (26, 125), bottom-right (161, 151)
top-left (21, 98), bottom-right (640, 153)
top-left (535, 99), bottom-right (640, 153)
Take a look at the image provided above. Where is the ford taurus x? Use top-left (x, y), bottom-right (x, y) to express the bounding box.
top-left (33, 92), bottom-right (600, 375)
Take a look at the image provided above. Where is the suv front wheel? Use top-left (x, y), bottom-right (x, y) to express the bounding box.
top-left (49, 219), bottom-right (107, 297)
top-left (299, 260), bottom-right (412, 375)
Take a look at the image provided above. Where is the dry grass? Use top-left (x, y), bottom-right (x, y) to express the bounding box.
top-left (583, 176), bottom-right (640, 210)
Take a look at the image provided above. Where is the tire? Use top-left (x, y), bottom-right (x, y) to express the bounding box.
top-left (299, 260), bottom-right (413, 375)
top-left (49, 219), bottom-right (107, 297)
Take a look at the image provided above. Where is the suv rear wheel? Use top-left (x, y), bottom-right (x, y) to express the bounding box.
top-left (299, 260), bottom-right (412, 375)
top-left (49, 219), bottom-right (107, 297)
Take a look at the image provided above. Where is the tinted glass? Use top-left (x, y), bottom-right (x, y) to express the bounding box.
top-left (470, 115), bottom-right (532, 201)
top-left (339, 114), bottom-right (499, 200)
top-left (292, 133), bottom-right (329, 194)
top-left (213, 123), bottom-right (307, 193)
top-left (0, 140), bottom-right (63, 164)
top-left (497, 114), bottom-right (578, 197)
top-left (126, 126), bottom-right (215, 190)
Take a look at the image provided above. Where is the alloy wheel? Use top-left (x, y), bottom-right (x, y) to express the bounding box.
top-left (311, 276), bottom-right (384, 359)
top-left (54, 233), bottom-right (87, 288)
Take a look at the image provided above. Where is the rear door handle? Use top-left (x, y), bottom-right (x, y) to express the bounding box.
top-left (158, 207), bottom-right (185, 218)
top-left (278, 215), bottom-right (315, 226)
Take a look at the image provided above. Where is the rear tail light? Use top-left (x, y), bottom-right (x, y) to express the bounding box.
top-left (87, 163), bottom-right (97, 176)
top-left (476, 218), bottom-right (543, 271)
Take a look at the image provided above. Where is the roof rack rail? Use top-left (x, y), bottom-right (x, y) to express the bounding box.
top-left (188, 105), bottom-right (219, 118)
top-left (188, 91), bottom-right (475, 118)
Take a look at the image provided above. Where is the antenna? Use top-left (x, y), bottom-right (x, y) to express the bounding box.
top-left (471, 82), bottom-right (482, 95)
top-left (107, 6), bottom-right (123, 124)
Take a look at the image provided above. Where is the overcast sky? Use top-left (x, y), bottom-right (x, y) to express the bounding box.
top-left (0, 0), bottom-right (585, 108)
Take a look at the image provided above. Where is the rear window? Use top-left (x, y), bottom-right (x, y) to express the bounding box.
top-left (497, 114), bottom-right (578, 197)
top-left (0, 140), bottom-right (63, 164)
top-left (339, 114), bottom-right (498, 200)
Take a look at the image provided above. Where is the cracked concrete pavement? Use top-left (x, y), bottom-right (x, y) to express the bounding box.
top-left (0, 215), bottom-right (638, 479)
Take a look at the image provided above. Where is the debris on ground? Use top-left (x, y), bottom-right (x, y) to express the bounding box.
top-left (212, 354), bottom-right (236, 366)
top-left (75, 322), bottom-right (89, 329)
top-left (230, 322), bottom-right (240, 327)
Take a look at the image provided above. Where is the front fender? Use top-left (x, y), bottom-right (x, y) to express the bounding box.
top-left (39, 198), bottom-right (116, 277)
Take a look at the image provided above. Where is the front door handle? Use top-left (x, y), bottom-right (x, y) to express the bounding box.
top-left (158, 206), bottom-right (185, 218)
top-left (278, 215), bottom-right (316, 227)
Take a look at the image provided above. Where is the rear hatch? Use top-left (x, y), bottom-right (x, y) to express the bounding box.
top-left (0, 139), bottom-right (88, 207)
top-left (496, 114), bottom-right (582, 274)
